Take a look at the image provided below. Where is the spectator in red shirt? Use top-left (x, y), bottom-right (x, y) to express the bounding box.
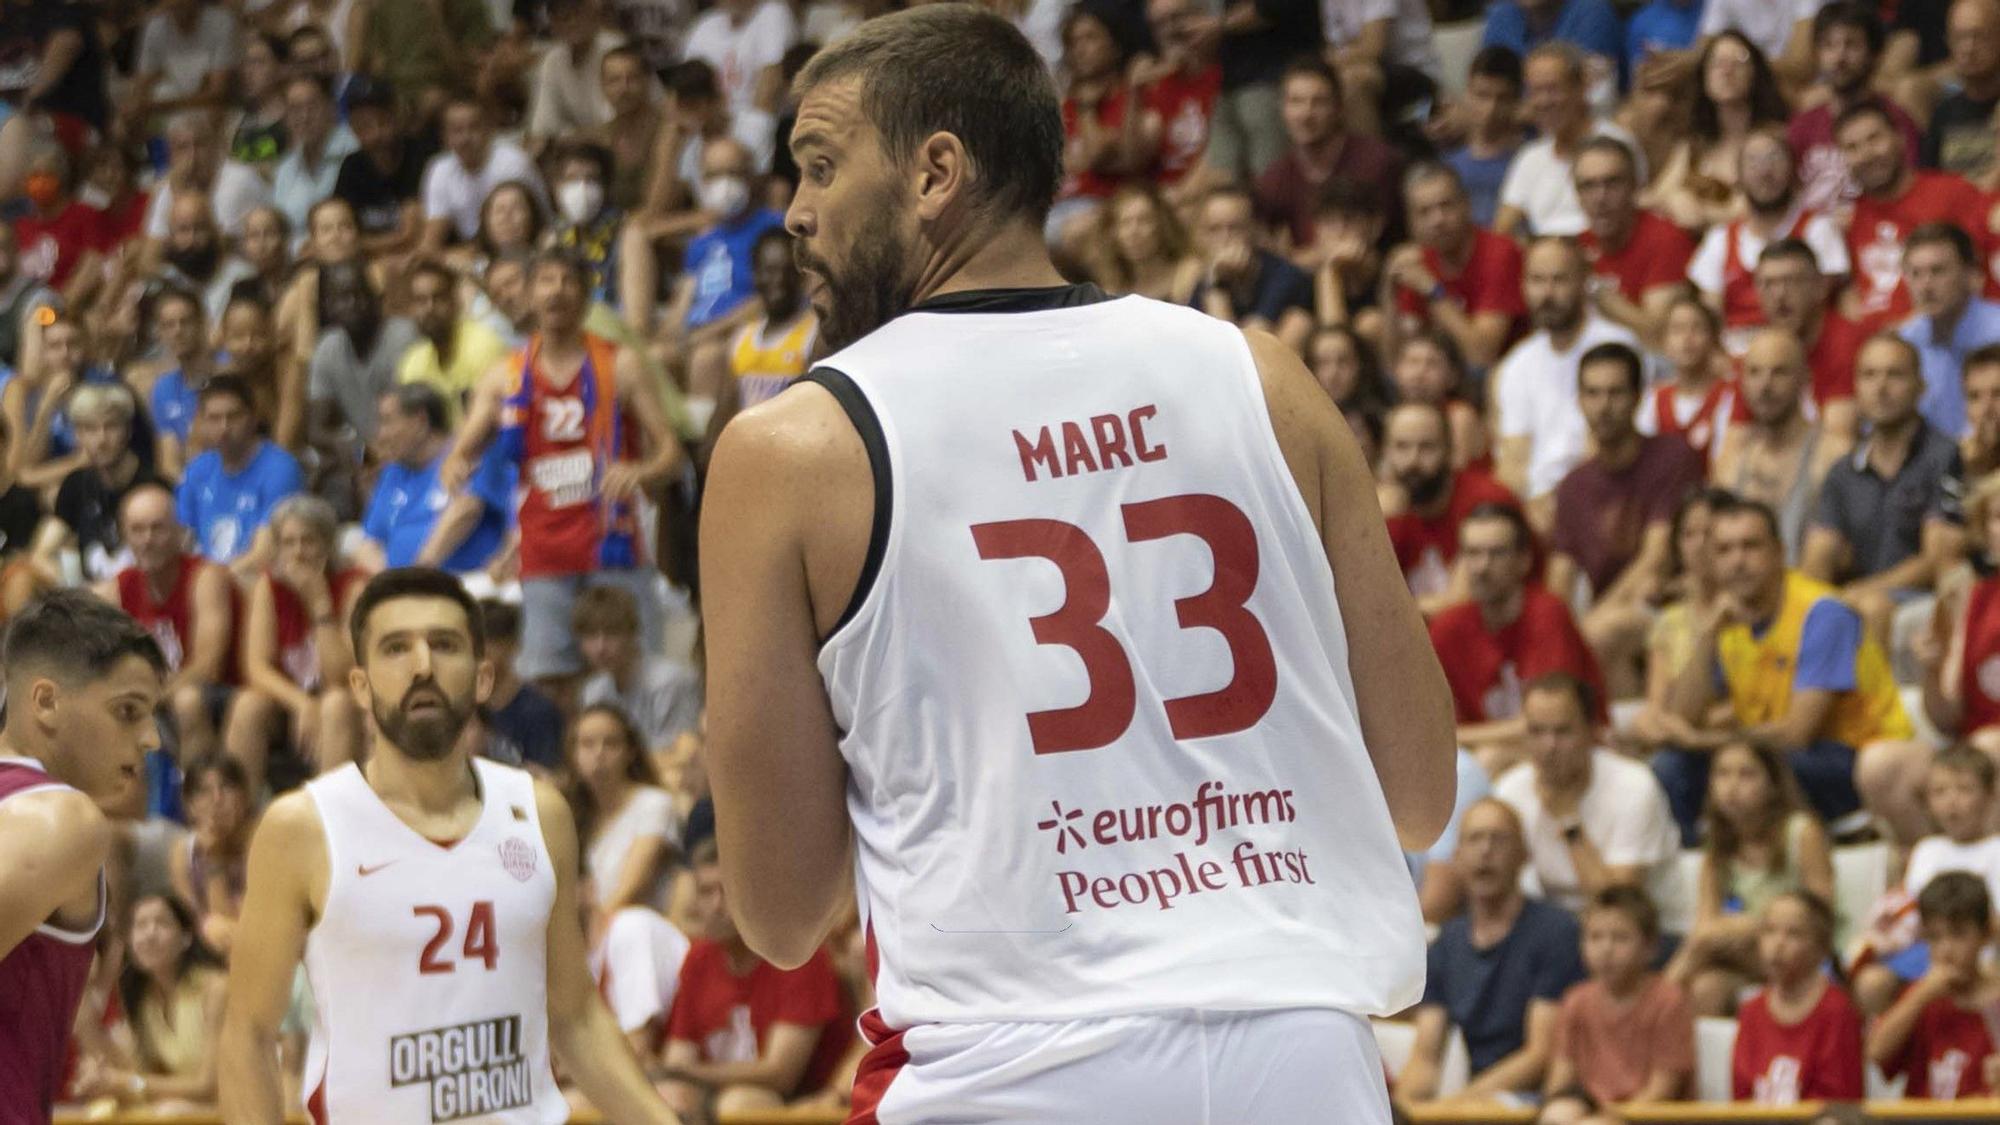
top-left (1642, 296), bottom-right (1748, 464)
top-left (1428, 502), bottom-right (1606, 772)
top-left (1382, 162), bottom-right (1525, 371)
top-left (1839, 99), bottom-right (1992, 320)
top-left (1575, 136), bottom-right (1695, 348)
top-left (1544, 886), bottom-right (1695, 1104)
top-left (1550, 343), bottom-right (1706, 699)
top-left (1255, 55), bottom-right (1404, 259)
top-left (1866, 871), bottom-right (2000, 1099)
top-left (1789, 3), bottom-right (1922, 214)
top-left (1050, 5), bottom-right (1154, 251)
top-left (1732, 890), bottom-right (1865, 1103)
top-left (12, 145), bottom-right (107, 293)
top-left (1754, 237), bottom-right (1865, 444)
top-left (1382, 401), bottom-right (1525, 610)
top-left (1690, 129), bottom-right (1852, 356)
top-left (661, 841), bottom-right (854, 1119)
top-left (1133, 0), bottom-right (1221, 205)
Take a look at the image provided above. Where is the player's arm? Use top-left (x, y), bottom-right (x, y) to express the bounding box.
top-left (663, 1023), bottom-right (821, 1094)
top-left (1247, 329), bottom-right (1457, 849)
top-left (440, 359), bottom-right (514, 492)
top-left (0, 788), bottom-right (111, 959)
top-left (535, 779), bottom-right (679, 1123)
top-left (219, 792), bottom-right (323, 1125)
top-left (699, 392), bottom-right (858, 968)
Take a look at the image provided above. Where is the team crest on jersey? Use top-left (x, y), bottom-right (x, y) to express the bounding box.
top-left (499, 837), bottom-right (537, 882)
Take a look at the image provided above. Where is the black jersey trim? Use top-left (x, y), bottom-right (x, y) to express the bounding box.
top-left (805, 365), bottom-right (891, 642)
top-left (909, 283), bottom-right (1112, 314)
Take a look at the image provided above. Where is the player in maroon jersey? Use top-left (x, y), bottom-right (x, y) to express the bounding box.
top-left (0, 589), bottom-right (166, 1123)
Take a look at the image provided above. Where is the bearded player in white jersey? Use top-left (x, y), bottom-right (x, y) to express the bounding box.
top-left (698, 6), bottom-right (1457, 1122)
top-left (219, 568), bottom-right (676, 1123)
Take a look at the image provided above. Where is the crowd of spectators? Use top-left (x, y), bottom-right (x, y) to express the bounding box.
top-left (19, 0), bottom-right (2000, 1116)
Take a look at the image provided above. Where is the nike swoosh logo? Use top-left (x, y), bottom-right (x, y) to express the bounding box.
top-left (357, 861), bottom-right (398, 876)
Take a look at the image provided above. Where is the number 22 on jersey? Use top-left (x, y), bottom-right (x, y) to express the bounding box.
top-left (972, 492), bottom-right (1276, 755)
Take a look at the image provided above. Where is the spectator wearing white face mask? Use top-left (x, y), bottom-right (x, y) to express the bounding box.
top-left (661, 138), bottom-right (784, 433)
top-left (551, 141), bottom-right (624, 308)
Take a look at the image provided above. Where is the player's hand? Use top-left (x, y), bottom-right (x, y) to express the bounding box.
top-left (601, 463), bottom-right (643, 501)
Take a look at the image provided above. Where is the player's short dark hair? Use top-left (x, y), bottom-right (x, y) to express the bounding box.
top-left (571, 585), bottom-right (639, 637)
top-left (1833, 97), bottom-right (1898, 139)
top-left (1575, 135), bottom-right (1638, 179)
top-left (1525, 671), bottom-right (1597, 725)
top-left (794, 4), bottom-right (1063, 225)
top-left (1933, 744), bottom-right (1999, 791)
top-left (479, 598), bottom-right (522, 644)
top-left (1758, 237), bottom-right (1823, 273)
top-left (1907, 221), bottom-right (1979, 266)
top-left (1579, 341), bottom-right (1644, 394)
top-left (1917, 871), bottom-right (1992, 930)
top-left (4, 589), bottom-right (165, 685)
top-left (1708, 493), bottom-right (1784, 543)
top-left (1461, 500), bottom-right (1531, 553)
top-left (350, 568), bottom-right (486, 662)
top-left (1468, 45), bottom-right (1523, 92)
top-left (196, 375), bottom-right (255, 412)
top-left (529, 247), bottom-right (592, 289)
top-left (1281, 54), bottom-right (1342, 100)
top-left (1588, 884), bottom-right (1661, 941)
top-left (1814, 0), bottom-right (1885, 54)
top-left (383, 382), bottom-right (448, 434)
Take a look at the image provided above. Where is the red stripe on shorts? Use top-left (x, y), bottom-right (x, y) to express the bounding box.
top-left (844, 1007), bottom-right (911, 1125)
top-left (307, 1077), bottom-right (328, 1125)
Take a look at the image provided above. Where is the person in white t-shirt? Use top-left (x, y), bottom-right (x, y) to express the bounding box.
top-left (1495, 43), bottom-right (1643, 239)
top-left (1322, 0), bottom-right (1439, 136)
top-left (574, 704), bottom-right (684, 923)
top-left (1493, 236), bottom-right (1642, 509)
top-left (681, 0), bottom-right (797, 122)
top-left (419, 96), bottom-right (549, 250)
top-left (130, 0), bottom-right (240, 126)
top-left (1492, 673), bottom-right (1684, 917)
top-left (528, 0), bottom-right (626, 147)
top-left (144, 113), bottom-right (273, 247)
top-left (1699, 0), bottom-right (1824, 83)
top-left (1903, 748), bottom-right (2000, 907)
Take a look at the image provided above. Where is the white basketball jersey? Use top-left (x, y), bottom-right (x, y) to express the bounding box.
top-left (813, 287), bottom-right (1426, 1029)
top-left (300, 760), bottom-right (566, 1124)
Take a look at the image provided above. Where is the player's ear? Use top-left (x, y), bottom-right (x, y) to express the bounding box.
top-left (911, 130), bottom-right (970, 223)
top-left (347, 664), bottom-right (371, 712)
top-left (28, 675), bottom-right (61, 730)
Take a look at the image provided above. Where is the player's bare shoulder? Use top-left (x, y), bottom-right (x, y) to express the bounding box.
top-left (244, 788), bottom-right (330, 911)
top-left (0, 785), bottom-right (115, 881)
top-left (1237, 327), bottom-right (1339, 527)
top-left (718, 377), bottom-right (870, 471)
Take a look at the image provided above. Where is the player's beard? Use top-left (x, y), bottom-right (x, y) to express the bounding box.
top-left (373, 682), bottom-right (473, 762)
top-left (800, 208), bottom-right (916, 354)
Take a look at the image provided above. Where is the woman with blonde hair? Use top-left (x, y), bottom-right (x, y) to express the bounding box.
top-left (1083, 183), bottom-right (1201, 301)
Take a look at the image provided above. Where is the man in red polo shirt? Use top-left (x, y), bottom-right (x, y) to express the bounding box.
top-left (1574, 135), bottom-right (1694, 348)
top-left (1382, 402), bottom-right (1527, 610)
top-left (660, 842), bottom-right (854, 1119)
top-left (1755, 237), bottom-right (1867, 443)
top-left (1382, 161), bottom-right (1525, 371)
top-left (1427, 502), bottom-right (1605, 771)
top-left (1839, 99), bottom-right (1992, 320)
top-left (1136, 0), bottom-right (1221, 200)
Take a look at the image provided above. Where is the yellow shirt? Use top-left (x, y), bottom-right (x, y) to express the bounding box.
top-left (728, 311), bottom-right (817, 408)
top-left (397, 320), bottom-right (511, 415)
top-left (1715, 571), bottom-right (1912, 748)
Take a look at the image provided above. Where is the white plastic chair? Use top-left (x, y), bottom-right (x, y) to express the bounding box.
top-left (1833, 842), bottom-right (1893, 953)
top-left (1432, 21), bottom-right (1485, 99)
top-left (1369, 1019), bottom-right (1470, 1097)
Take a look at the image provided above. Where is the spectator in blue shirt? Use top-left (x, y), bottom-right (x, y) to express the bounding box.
top-left (147, 285), bottom-right (216, 480)
top-left (176, 375), bottom-right (303, 574)
top-left (1395, 798), bottom-right (1585, 1103)
top-left (1443, 47), bottom-right (1529, 227)
top-left (1898, 222), bottom-right (2000, 439)
top-left (475, 599), bottom-right (566, 774)
top-left (676, 137), bottom-right (785, 334)
top-left (357, 383), bottom-right (513, 573)
top-left (1483, 0), bottom-right (1626, 100)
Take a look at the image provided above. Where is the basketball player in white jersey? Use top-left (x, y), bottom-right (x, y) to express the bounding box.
top-left (698, 6), bottom-right (1458, 1121)
top-left (219, 568), bottom-right (677, 1124)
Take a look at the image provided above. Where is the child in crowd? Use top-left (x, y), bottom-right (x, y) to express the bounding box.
top-left (167, 753), bottom-right (254, 957)
top-left (574, 584), bottom-right (703, 760)
top-left (1866, 872), bottom-right (2000, 1099)
top-left (1852, 747), bottom-right (2000, 1014)
top-left (1732, 890), bottom-right (1864, 1104)
top-left (478, 599), bottom-right (566, 774)
top-left (1545, 885), bottom-right (1694, 1103)
top-left (1669, 742), bottom-right (1834, 1016)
